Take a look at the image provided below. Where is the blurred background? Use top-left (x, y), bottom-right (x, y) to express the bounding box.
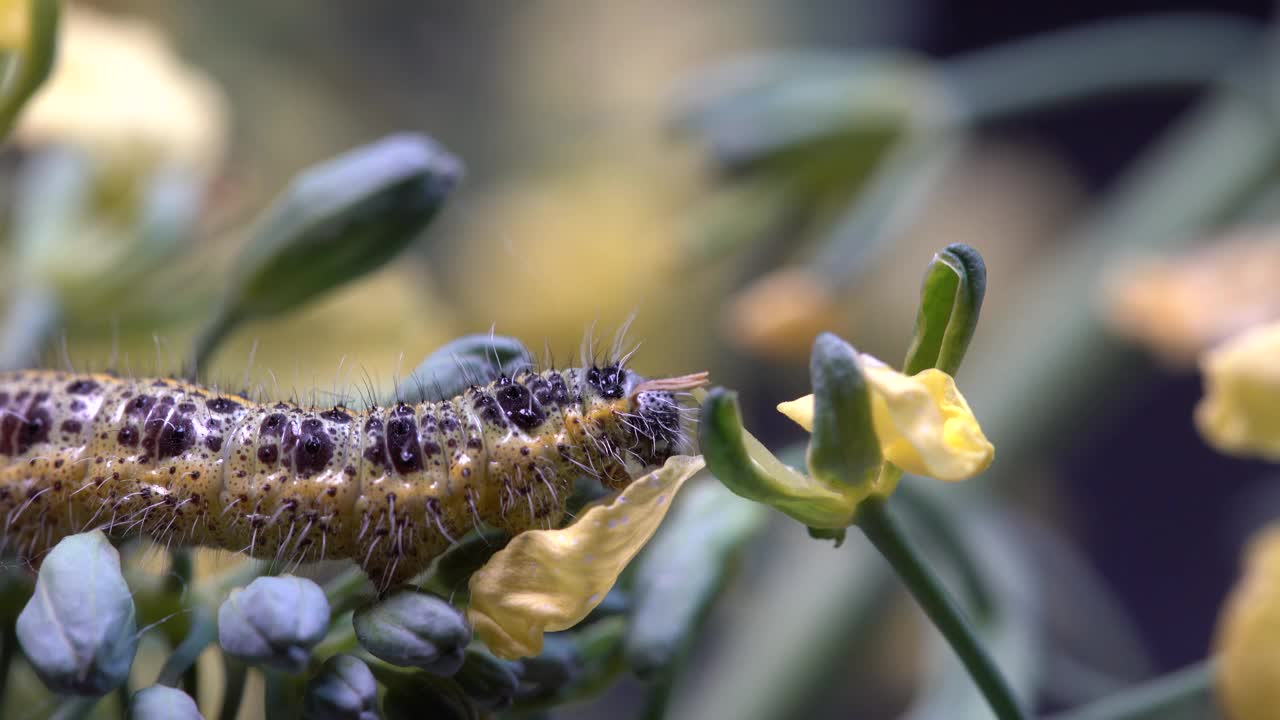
top-left (4, 0), bottom-right (1280, 717)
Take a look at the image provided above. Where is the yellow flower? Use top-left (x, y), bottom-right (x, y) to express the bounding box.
top-left (467, 455), bottom-right (705, 659)
top-left (777, 360), bottom-right (994, 483)
top-left (1195, 320), bottom-right (1280, 460)
top-left (1215, 525), bottom-right (1280, 719)
top-left (13, 5), bottom-right (228, 175)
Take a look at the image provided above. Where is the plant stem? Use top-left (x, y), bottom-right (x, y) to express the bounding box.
top-left (1049, 659), bottom-right (1216, 720)
top-left (219, 657), bottom-right (249, 720)
top-left (855, 496), bottom-right (1027, 720)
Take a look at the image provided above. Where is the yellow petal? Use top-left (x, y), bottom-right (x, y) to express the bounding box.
top-left (863, 365), bottom-right (993, 481)
top-left (1216, 525), bottom-right (1280, 720)
top-left (0, 0), bottom-right (26, 50)
top-left (777, 366), bottom-right (993, 482)
top-left (776, 395), bottom-right (815, 432)
top-left (466, 455), bottom-right (705, 659)
top-left (1195, 321), bottom-right (1280, 460)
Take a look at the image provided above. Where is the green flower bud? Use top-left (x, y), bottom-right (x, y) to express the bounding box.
top-left (421, 529), bottom-right (510, 599)
top-left (395, 334), bottom-right (531, 405)
top-left (625, 481), bottom-right (766, 677)
top-left (16, 531), bottom-right (138, 695)
top-left (513, 633), bottom-right (581, 703)
top-left (217, 575), bottom-right (330, 673)
top-left (454, 648), bottom-right (521, 711)
top-left (902, 243), bottom-right (987, 376)
top-left (195, 133), bottom-right (461, 367)
top-left (353, 588), bottom-right (470, 675)
top-left (129, 686), bottom-right (204, 720)
top-left (303, 654), bottom-right (378, 720)
top-left (807, 332), bottom-right (882, 491)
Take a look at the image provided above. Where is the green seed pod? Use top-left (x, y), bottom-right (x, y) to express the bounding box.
top-left (129, 686), bottom-right (204, 720)
top-left (902, 243), bottom-right (987, 376)
top-left (303, 654), bottom-right (379, 720)
top-left (195, 133), bottom-right (461, 366)
top-left (625, 481), bottom-right (766, 678)
top-left (353, 588), bottom-right (470, 675)
top-left (217, 575), bottom-right (330, 673)
top-left (454, 648), bottom-right (521, 711)
top-left (16, 531), bottom-right (138, 695)
top-left (395, 334), bottom-right (531, 405)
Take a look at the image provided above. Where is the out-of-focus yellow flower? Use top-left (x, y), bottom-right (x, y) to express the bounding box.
top-left (777, 360), bottom-right (993, 482)
top-left (1215, 525), bottom-right (1280, 719)
top-left (14, 5), bottom-right (228, 175)
top-left (725, 267), bottom-right (849, 361)
top-left (0, 0), bottom-right (25, 50)
top-left (1105, 233), bottom-right (1280, 366)
top-left (1195, 321), bottom-right (1280, 460)
top-left (467, 455), bottom-right (705, 659)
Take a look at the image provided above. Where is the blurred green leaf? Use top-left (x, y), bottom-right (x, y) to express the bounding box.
top-left (16, 531), bottom-right (138, 696)
top-left (625, 480), bottom-right (767, 678)
top-left (395, 334), bottom-right (531, 405)
top-left (903, 243), bottom-right (987, 376)
top-left (0, 0), bottom-right (60, 140)
top-left (194, 133), bottom-right (461, 368)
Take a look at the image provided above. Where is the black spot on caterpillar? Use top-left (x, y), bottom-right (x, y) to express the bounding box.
top-left (0, 365), bottom-right (706, 588)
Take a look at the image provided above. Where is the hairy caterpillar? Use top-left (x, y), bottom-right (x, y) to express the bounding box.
top-left (0, 363), bottom-right (706, 588)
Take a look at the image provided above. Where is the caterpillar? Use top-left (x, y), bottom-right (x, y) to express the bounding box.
top-left (0, 363), bottom-right (706, 588)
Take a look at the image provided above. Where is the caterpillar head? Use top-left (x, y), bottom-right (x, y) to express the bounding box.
top-left (605, 368), bottom-right (709, 472)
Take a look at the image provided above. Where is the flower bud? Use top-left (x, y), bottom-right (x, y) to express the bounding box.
top-left (454, 648), bottom-right (521, 711)
top-left (353, 588), bottom-right (470, 676)
top-left (217, 575), bottom-right (330, 673)
top-left (902, 243), bottom-right (986, 376)
top-left (806, 333), bottom-right (883, 493)
top-left (195, 133), bottom-right (461, 365)
top-left (129, 686), bottom-right (203, 720)
top-left (303, 654), bottom-right (378, 720)
top-left (395, 334), bottom-right (531, 405)
top-left (16, 530), bottom-right (138, 695)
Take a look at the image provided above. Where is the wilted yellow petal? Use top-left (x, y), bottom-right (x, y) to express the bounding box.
top-left (864, 366), bottom-right (993, 481)
top-left (1195, 321), bottom-right (1280, 460)
top-left (776, 366), bottom-right (993, 482)
top-left (466, 455), bottom-right (705, 659)
top-left (1216, 525), bottom-right (1280, 720)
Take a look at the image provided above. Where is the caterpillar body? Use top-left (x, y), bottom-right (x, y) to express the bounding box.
top-left (0, 364), bottom-right (703, 588)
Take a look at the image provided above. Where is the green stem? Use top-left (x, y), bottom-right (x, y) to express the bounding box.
top-left (156, 605), bottom-right (216, 688)
top-left (0, 622), bottom-right (13, 706)
top-left (855, 496), bottom-right (1026, 720)
top-left (218, 657), bottom-right (248, 720)
top-left (1049, 659), bottom-right (1216, 720)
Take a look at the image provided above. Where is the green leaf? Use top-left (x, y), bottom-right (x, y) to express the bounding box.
top-left (699, 388), bottom-right (855, 529)
top-left (394, 334), bottom-right (531, 404)
top-left (903, 243), bottom-right (987, 376)
top-left (625, 481), bottom-right (767, 678)
top-left (16, 531), bottom-right (138, 696)
top-left (807, 333), bottom-right (882, 491)
top-left (0, 0), bottom-right (60, 139)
